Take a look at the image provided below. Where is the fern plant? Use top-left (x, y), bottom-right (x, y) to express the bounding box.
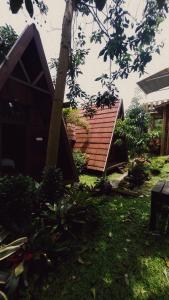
top-left (63, 108), bottom-right (89, 131)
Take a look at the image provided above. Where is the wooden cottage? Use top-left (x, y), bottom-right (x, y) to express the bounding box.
top-left (138, 68), bottom-right (169, 156)
top-left (68, 100), bottom-right (127, 173)
top-left (143, 99), bottom-right (169, 155)
top-left (0, 24), bottom-right (77, 182)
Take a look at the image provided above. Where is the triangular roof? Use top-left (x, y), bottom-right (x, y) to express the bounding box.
top-left (73, 100), bottom-right (125, 172)
top-left (137, 68), bottom-right (169, 94)
top-left (0, 24), bottom-right (77, 182)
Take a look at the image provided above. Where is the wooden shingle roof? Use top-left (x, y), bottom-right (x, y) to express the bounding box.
top-left (73, 100), bottom-right (122, 172)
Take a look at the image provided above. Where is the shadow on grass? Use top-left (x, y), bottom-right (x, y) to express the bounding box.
top-left (37, 194), bottom-right (169, 300)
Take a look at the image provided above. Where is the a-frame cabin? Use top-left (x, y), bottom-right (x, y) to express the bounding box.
top-left (69, 99), bottom-right (127, 173)
top-left (0, 24), bottom-right (77, 182)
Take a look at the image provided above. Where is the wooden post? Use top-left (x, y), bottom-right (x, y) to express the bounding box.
top-left (150, 116), bottom-right (155, 131)
top-left (166, 117), bottom-right (169, 155)
top-left (149, 180), bottom-right (165, 231)
top-left (0, 123), bottom-right (2, 173)
top-left (161, 107), bottom-right (168, 155)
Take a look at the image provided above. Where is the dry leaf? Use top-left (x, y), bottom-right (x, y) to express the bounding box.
top-left (15, 261), bottom-right (24, 277)
top-left (77, 257), bottom-right (85, 264)
top-left (124, 273), bottom-right (129, 286)
top-left (77, 256), bottom-right (91, 265)
top-left (163, 268), bottom-right (168, 280)
top-left (126, 239), bottom-right (131, 242)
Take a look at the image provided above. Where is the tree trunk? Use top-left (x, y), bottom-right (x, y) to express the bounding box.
top-left (46, 0), bottom-right (74, 167)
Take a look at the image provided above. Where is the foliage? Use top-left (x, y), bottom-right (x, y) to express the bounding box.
top-left (50, 26), bottom-right (90, 108)
top-left (80, 174), bottom-right (98, 187)
top-left (127, 157), bottom-right (150, 187)
top-left (0, 234), bottom-right (28, 300)
top-left (0, 25), bottom-right (18, 63)
top-left (0, 175), bottom-right (38, 234)
top-left (32, 156), bottom-right (169, 300)
top-left (115, 102), bottom-right (162, 157)
top-left (115, 98), bottom-right (150, 157)
top-left (63, 108), bottom-right (89, 130)
top-left (9, 0), bottom-right (48, 17)
top-left (38, 167), bottom-right (64, 204)
top-left (47, 0), bottom-right (168, 109)
top-left (0, 169), bottom-right (99, 297)
top-left (30, 186), bottom-right (98, 267)
top-left (148, 129), bottom-right (161, 155)
top-left (149, 156), bottom-right (166, 175)
top-left (76, 0), bottom-right (168, 108)
top-left (94, 176), bottom-right (113, 195)
top-left (73, 150), bottom-right (88, 174)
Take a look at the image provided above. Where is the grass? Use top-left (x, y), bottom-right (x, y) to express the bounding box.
top-left (39, 156), bottom-right (169, 300)
top-left (80, 173), bottom-right (98, 186)
top-left (80, 172), bottom-right (124, 187)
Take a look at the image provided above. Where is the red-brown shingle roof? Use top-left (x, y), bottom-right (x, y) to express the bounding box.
top-left (73, 100), bottom-right (122, 172)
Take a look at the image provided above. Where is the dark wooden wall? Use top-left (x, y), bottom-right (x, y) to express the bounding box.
top-left (0, 78), bottom-right (51, 179)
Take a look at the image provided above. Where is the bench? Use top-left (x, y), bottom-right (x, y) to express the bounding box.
top-left (150, 180), bottom-right (169, 230)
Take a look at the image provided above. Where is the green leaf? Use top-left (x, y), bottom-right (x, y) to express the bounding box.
top-left (9, 0), bottom-right (23, 14)
top-left (91, 287), bottom-right (96, 299)
top-left (0, 290), bottom-right (8, 300)
top-left (25, 0), bottom-right (34, 17)
top-left (6, 237), bottom-right (28, 247)
top-left (94, 0), bottom-right (107, 11)
top-left (0, 237), bottom-right (28, 261)
top-left (99, 48), bottom-right (106, 57)
top-left (15, 262), bottom-right (24, 277)
top-left (77, 256), bottom-right (85, 264)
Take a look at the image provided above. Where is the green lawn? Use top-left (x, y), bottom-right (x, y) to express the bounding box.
top-left (39, 157), bottom-right (169, 300)
top-left (80, 172), bottom-right (124, 187)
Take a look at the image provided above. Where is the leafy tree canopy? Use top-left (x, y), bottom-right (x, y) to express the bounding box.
top-left (115, 98), bottom-right (150, 157)
top-left (7, 0), bottom-right (169, 109)
top-left (9, 0), bottom-right (48, 17)
top-left (0, 24), bottom-right (18, 63)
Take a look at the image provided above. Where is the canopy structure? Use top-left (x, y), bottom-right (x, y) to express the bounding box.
top-left (0, 24), bottom-right (77, 182)
top-left (70, 100), bottom-right (127, 173)
top-left (137, 68), bottom-right (169, 94)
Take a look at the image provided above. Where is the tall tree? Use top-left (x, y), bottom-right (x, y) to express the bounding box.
top-left (46, 0), bottom-right (74, 167)
top-left (7, 0), bottom-right (169, 167)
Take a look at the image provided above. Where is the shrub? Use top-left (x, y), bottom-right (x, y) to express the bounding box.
top-left (114, 98), bottom-right (150, 158)
top-left (149, 157), bottom-right (166, 175)
top-left (63, 108), bottom-right (89, 131)
top-left (0, 175), bottom-right (37, 233)
top-left (0, 170), bottom-right (99, 298)
top-left (73, 150), bottom-right (88, 174)
top-left (148, 130), bottom-right (161, 155)
top-left (127, 157), bottom-right (149, 187)
top-left (39, 167), bottom-right (64, 204)
top-left (94, 176), bottom-right (113, 195)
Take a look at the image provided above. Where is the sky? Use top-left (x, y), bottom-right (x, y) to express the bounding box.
top-left (1, 0), bottom-right (169, 110)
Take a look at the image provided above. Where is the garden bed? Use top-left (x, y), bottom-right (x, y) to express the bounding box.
top-left (1, 157), bottom-right (169, 299)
